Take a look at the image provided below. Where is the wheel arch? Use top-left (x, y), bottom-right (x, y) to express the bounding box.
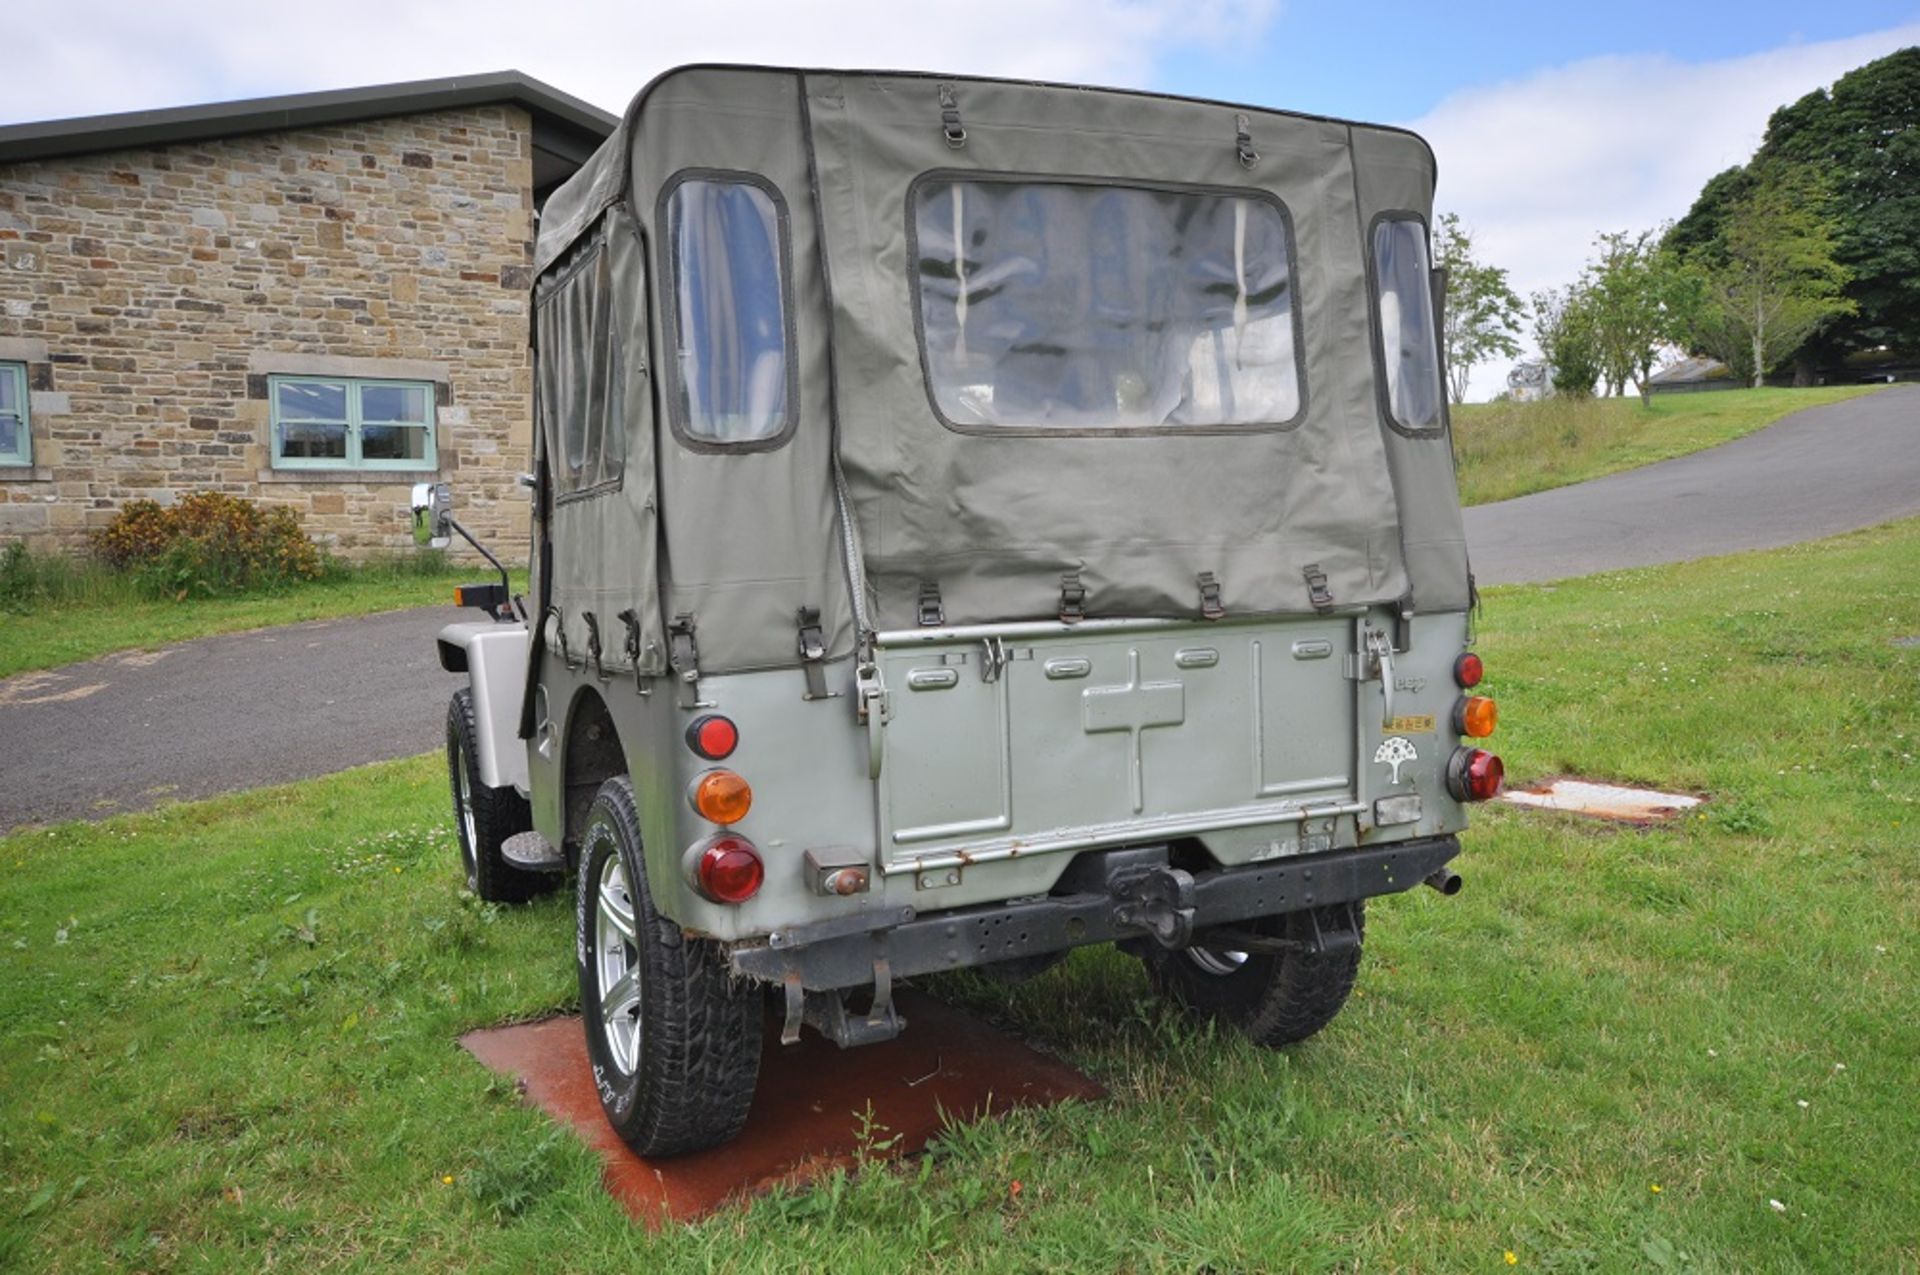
top-left (560, 683), bottom-right (630, 854)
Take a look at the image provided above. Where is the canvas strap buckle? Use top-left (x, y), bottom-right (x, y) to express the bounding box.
top-left (1234, 112), bottom-right (1258, 168)
top-left (1059, 571), bottom-right (1087, 624)
top-left (939, 85), bottom-right (967, 148)
top-left (796, 605), bottom-right (831, 701)
top-left (1303, 564), bottom-right (1334, 613)
top-left (616, 608), bottom-right (650, 697)
top-left (668, 612), bottom-right (700, 708)
top-left (581, 610), bottom-right (608, 682)
top-left (1197, 571), bottom-right (1225, 621)
top-left (917, 581), bottom-right (945, 628)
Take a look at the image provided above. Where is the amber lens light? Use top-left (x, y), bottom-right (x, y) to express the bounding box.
top-left (1457, 696), bottom-right (1498, 738)
top-left (691, 769), bottom-right (752, 824)
top-left (697, 835), bottom-right (764, 904)
top-left (685, 714), bottom-right (739, 761)
top-left (1454, 652), bottom-right (1485, 688)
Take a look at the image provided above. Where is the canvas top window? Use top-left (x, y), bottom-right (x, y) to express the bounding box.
top-left (910, 178), bottom-right (1305, 433)
top-left (1371, 216), bottom-right (1445, 435)
top-left (270, 376), bottom-right (436, 470)
top-left (0, 362), bottom-right (28, 467)
top-left (535, 235), bottom-right (628, 496)
top-left (661, 175), bottom-right (795, 449)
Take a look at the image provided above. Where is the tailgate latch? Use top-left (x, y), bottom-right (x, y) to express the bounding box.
top-left (796, 605), bottom-right (834, 701)
top-left (668, 612), bottom-right (701, 709)
top-left (1364, 626), bottom-right (1396, 724)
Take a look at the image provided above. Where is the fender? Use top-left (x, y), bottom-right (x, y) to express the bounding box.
top-left (438, 621), bottom-right (532, 793)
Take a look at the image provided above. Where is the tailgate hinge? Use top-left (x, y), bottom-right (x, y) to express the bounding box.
top-left (1059, 570), bottom-right (1086, 624)
top-left (1197, 571), bottom-right (1225, 621)
top-left (1303, 563), bottom-right (1334, 613)
top-left (917, 581), bottom-right (945, 627)
top-left (796, 605), bottom-right (834, 701)
top-left (668, 612), bottom-right (701, 709)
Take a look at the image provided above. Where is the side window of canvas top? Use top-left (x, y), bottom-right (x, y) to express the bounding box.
top-left (663, 176), bottom-right (795, 448)
top-left (911, 178), bottom-right (1304, 433)
top-left (536, 236), bottom-right (627, 496)
top-left (1372, 216), bottom-right (1445, 435)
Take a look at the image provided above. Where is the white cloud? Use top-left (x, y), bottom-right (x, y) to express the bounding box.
top-left (1407, 24), bottom-right (1920, 400)
top-left (0, 0), bottom-right (1277, 124)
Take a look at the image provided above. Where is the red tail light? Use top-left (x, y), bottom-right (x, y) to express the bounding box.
top-left (695, 834), bottom-right (763, 904)
top-left (686, 714), bottom-right (738, 761)
top-left (1448, 748), bottom-right (1504, 802)
top-left (1454, 652), bottom-right (1484, 689)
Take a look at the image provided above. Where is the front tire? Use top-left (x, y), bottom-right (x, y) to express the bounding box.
top-left (576, 776), bottom-right (762, 1157)
top-left (1142, 902), bottom-right (1365, 1047)
top-left (445, 689), bottom-right (543, 904)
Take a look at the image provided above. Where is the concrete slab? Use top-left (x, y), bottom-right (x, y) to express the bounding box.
top-left (1501, 777), bottom-right (1704, 824)
top-left (460, 988), bottom-right (1103, 1227)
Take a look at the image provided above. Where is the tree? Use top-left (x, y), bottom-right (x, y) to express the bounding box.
top-left (1433, 213), bottom-right (1525, 405)
top-left (1580, 230), bottom-right (1695, 400)
top-left (1683, 165), bottom-right (1855, 387)
top-left (1672, 47), bottom-right (1920, 364)
top-left (1529, 284), bottom-right (1601, 396)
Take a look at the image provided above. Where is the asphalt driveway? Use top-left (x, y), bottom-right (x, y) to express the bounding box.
top-left (1465, 386), bottom-right (1919, 584)
top-left (2, 387), bottom-right (1915, 831)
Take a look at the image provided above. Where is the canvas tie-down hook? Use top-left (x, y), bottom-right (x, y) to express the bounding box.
top-left (939, 84), bottom-right (967, 148)
top-left (1234, 112), bottom-right (1258, 168)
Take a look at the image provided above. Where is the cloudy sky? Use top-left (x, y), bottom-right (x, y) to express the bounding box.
top-left (5, 1), bottom-right (1915, 399)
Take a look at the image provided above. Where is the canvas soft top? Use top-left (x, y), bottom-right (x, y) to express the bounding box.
top-left (533, 66), bottom-right (1469, 677)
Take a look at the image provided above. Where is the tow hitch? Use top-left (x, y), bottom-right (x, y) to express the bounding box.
top-left (1112, 865), bottom-right (1198, 949)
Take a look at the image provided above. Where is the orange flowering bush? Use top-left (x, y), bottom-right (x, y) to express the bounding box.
top-left (92, 492), bottom-right (330, 597)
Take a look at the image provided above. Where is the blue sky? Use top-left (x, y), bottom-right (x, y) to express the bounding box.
top-left (5, 2), bottom-right (1917, 397)
top-left (1155, 1), bottom-right (1920, 122)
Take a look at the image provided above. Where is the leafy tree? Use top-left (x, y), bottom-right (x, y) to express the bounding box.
top-left (1529, 284), bottom-right (1601, 396)
top-left (1683, 165), bottom-right (1855, 387)
top-left (1672, 46), bottom-right (1920, 363)
top-left (1580, 230), bottom-right (1695, 400)
top-left (1433, 213), bottom-right (1525, 404)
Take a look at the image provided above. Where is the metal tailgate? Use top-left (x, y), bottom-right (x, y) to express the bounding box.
top-left (874, 617), bottom-right (1358, 871)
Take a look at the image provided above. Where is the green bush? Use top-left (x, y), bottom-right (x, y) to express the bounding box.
top-left (91, 492), bottom-right (331, 598)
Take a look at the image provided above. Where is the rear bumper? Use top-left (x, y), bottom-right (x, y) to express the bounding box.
top-left (729, 835), bottom-right (1460, 991)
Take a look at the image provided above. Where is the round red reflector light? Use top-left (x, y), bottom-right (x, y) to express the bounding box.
top-left (697, 835), bottom-right (763, 904)
top-left (686, 714), bottom-right (739, 761)
top-left (1466, 749), bottom-right (1504, 801)
top-left (1455, 652), bottom-right (1485, 689)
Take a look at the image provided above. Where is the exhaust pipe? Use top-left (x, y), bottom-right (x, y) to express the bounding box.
top-left (1423, 867), bottom-right (1463, 896)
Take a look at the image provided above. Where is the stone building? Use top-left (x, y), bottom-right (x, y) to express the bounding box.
top-left (0, 73), bottom-right (616, 555)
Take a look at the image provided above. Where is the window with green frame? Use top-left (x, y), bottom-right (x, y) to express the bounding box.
top-left (0, 361), bottom-right (29, 467)
top-left (269, 376), bottom-right (437, 471)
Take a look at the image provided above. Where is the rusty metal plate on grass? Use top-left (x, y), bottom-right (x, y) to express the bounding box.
top-left (1500, 778), bottom-right (1704, 824)
top-left (460, 988), bottom-right (1103, 1228)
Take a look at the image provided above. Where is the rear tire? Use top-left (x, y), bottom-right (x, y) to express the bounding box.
top-left (1142, 902), bottom-right (1365, 1047)
top-left (445, 688), bottom-right (544, 904)
top-left (576, 776), bottom-right (762, 1157)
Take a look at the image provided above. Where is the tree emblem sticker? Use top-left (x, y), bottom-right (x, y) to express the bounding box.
top-left (1374, 736), bottom-right (1417, 784)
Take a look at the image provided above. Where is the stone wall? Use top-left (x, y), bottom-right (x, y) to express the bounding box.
top-left (0, 105), bottom-right (538, 560)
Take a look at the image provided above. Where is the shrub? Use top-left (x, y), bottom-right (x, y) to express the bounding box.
top-left (92, 492), bottom-right (329, 597)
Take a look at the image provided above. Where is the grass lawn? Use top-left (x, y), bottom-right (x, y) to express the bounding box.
top-left (1452, 385), bottom-right (1884, 507)
top-left (0, 556), bottom-right (526, 681)
top-left (2, 521), bottom-right (1915, 1271)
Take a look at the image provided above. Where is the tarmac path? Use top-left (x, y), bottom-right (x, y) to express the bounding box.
top-left (1464, 385), bottom-right (1919, 584)
top-left (2, 387), bottom-right (1915, 830)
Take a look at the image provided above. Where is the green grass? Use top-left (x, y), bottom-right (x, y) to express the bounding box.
top-left (1452, 385), bottom-right (1883, 506)
top-left (2, 521), bottom-right (1916, 1271)
top-left (0, 552), bottom-right (525, 680)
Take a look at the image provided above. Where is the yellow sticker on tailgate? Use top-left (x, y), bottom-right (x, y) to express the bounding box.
top-left (1383, 714), bottom-right (1437, 734)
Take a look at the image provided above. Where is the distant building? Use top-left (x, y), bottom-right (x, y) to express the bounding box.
top-left (1645, 355), bottom-right (1738, 395)
top-left (0, 73), bottom-right (616, 554)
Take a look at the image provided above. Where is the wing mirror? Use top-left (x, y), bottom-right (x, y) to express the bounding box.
top-left (410, 481), bottom-right (452, 549)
